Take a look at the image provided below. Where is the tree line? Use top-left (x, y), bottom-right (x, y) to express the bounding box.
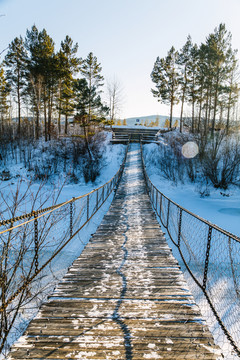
top-left (151, 23), bottom-right (239, 136)
top-left (0, 25), bottom-right (110, 142)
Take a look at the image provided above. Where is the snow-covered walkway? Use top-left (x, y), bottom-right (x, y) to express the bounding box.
top-left (8, 144), bottom-right (220, 360)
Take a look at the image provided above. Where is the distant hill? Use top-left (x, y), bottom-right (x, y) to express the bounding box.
top-left (125, 115), bottom-right (179, 127)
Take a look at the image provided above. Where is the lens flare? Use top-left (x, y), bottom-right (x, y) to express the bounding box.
top-left (182, 141), bottom-right (199, 158)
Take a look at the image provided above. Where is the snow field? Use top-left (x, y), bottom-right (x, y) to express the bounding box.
top-left (143, 142), bottom-right (240, 359)
top-left (0, 138), bottom-right (126, 358)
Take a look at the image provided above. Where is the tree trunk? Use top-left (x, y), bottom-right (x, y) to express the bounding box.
top-left (58, 111), bottom-right (61, 135)
top-left (226, 80), bottom-right (233, 135)
top-left (48, 89), bottom-right (53, 141)
top-left (211, 72), bottom-right (219, 137)
top-left (44, 89), bottom-right (47, 142)
top-left (58, 80), bottom-right (62, 135)
top-left (180, 88), bottom-right (185, 133)
top-left (169, 99), bottom-right (173, 128)
top-left (64, 114), bottom-right (68, 134)
top-left (48, 97), bottom-right (51, 141)
top-left (191, 101), bottom-right (195, 133)
top-left (198, 102), bottom-right (202, 133)
top-left (180, 67), bottom-right (187, 133)
top-left (83, 124), bottom-right (92, 161)
top-left (17, 70), bottom-right (21, 136)
top-left (36, 109), bottom-right (39, 140)
top-left (204, 87), bottom-right (209, 136)
top-left (208, 93), bottom-right (212, 131)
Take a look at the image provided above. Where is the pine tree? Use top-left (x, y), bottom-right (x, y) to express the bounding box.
top-left (177, 35), bottom-right (193, 132)
top-left (25, 26), bottom-right (51, 139)
top-left (196, 42), bottom-right (214, 135)
top-left (206, 24), bottom-right (234, 136)
top-left (38, 29), bottom-right (56, 141)
top-left (80, 52), bottom-right (104, 124)
top-left (195, 44), bottom-right (207, 133)
top-left (57, 36), bottom-right (80, 135)
top-left (4, 36), bottom-right (27, 135)
top-left (25, 25), bottom-right (41, 139)
top-left (187, 43), bottom-right (199, 133)
top-left (173, 119), bottom-right (179, 128)
top-left (77, 52), bottom-right (109, 155)
top-left (74, 77), bottom-right (108, 157)
top-left (164, 118), bottom-right (170, 128)
top-left (150, 23), bottom-right (239, 136)
top-left (151, 47), bottom-right (179, 127)
top-left (25, 26), bottom-right (61, 140)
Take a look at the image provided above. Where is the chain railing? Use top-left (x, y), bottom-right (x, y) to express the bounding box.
top-left (140, 142), bottom-right (240, 358)
top-left (0, 143), bottom-right (129, 352)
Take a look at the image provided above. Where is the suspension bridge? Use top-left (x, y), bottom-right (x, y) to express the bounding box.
top-left (2, 129), bottom-right (240, 359)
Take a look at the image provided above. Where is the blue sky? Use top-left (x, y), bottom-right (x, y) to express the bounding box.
top-left (0, 0), bottom-right (240, 118)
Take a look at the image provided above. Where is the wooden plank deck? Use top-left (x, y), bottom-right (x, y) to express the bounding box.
top-left (8, 144), bottom-right (221, 360)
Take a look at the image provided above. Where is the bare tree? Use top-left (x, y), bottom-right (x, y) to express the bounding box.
top-left (106, 76), bottom-right (124, 124)
top-left (0, 180), bottom-right (68, 355)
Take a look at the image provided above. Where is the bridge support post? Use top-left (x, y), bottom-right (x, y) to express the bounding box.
top-left (159, 193), bottom-right (162, 219)
top-left (70, 199), bottom-right (74, 238)
top-left (87, 195), bottom-right (89, 221)
top-left (156, 190), bottom-right (158, 212)
top-left (166, 199), bottom-right (170, 229)
top-left (178, 208), bottom-right (182, 247)
top-left (203, 226), bottom-right (212, 290)
top-left (34, 212), bottom-right (39, 273)
top-left (96, 189), bottom-right (99, 210)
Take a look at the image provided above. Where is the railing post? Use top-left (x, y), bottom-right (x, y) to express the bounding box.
top-left (96, 189), bottom-right (99, 210)
top-left (177, 208), bottom-right (182, 247)
top-left (87, 195), bottom-right (89, 221)
top-left (160, 193), bottom-right (162, 218)
top-left (156, 190), bottom-right (158, 213)
top-left (166, 199), bottom-right (170, 229)
top-left (203, 225), bottom-right (212, 290)
top-left (70, 199), bottom-right (74, 238)
top-left (34, 212), bottom-right (39, 273)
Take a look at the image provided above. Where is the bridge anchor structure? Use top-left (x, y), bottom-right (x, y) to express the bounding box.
top-left (8, 144), bottom-right (221, 359)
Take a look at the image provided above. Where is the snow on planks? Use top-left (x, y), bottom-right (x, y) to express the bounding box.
top-left (8, 144), bottom-right (221, 360)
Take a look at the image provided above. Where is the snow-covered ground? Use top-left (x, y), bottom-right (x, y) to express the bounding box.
top-left (0, 137), bottom-right (126, 358)
top-left (1, 130), bottom-right (240, 358)
top-left (143, 142), bottom-right (240, 237)
top-left (143, 142), bottom-right (240, 359)
top-left (0, 133), bottom-right (125, 218)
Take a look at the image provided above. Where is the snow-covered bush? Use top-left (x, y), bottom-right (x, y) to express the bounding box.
top-left (81, 131), bottom-right (107, 183)
top-left (200, 132), bottom-right (240, 189)
top-left (0, 127), bottom-right (109, 185)
top-left (144, 130), bottom-right (240, 190)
